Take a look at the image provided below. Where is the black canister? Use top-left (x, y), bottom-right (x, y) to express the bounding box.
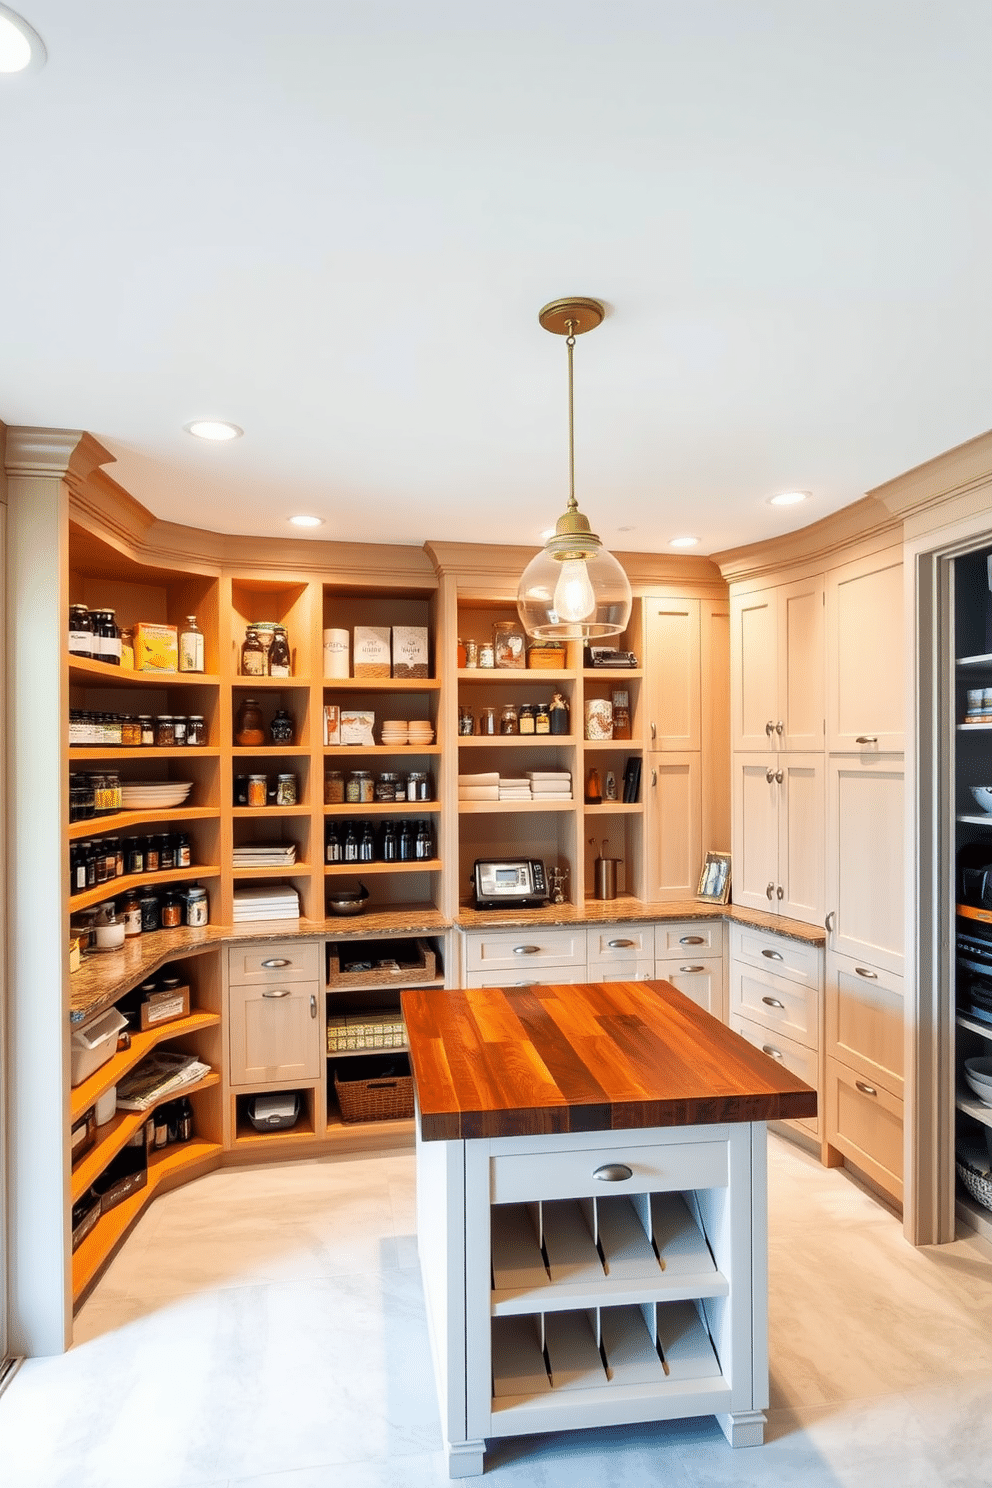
top-left (139, 892), bottom-right (161, 931)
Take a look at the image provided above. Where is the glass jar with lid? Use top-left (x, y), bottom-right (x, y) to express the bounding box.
top-left (121, 715), bottom-right (142, 747)
top-left (185, 884), bottom-right (209, 927)
top-left (240, 625), bottom-right (267, 677)
top-left (268, 626), bottom-right (291, 677)
top-left (161, 892), bottom-right (183, 929)
top-left (324, 769), bottom-right (344, 804)
top-left (499, 703), bottom-right (519, 735)
top-left (121, 889), bottom-right (143, 937)
top-left (172, 715), bottom-right (188, 746)
top-left (138, 715), bottom-right (155, 746)
top-left (178, 615), bottom-right (205, 673)
top-left (186, 714), bottom-right (206, 746)
top-left (518, 704), bottom-right (536, 735)
top-left (346, 769), bottom-right (374, 804)
top-left (406, 770), bottom-right (431, 802)
top-left (234, 697), bottom-right (265, 746)
top-left (154, 715), bottom-right (175, 747)
top-left (269, 708), bottom-right (294, 744)
top-left (275, 773), bottom-right (297, 806)
top-left (68, 604), bottom-right (94, 659)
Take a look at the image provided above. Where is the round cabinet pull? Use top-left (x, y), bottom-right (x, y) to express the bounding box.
top-left (679, 964), bottom-right (705, 974)
top-left (765, 720), bottom-right (776, 736)
top-left (766, 767), bottom-right (777, 784)
top-left (679, 935), bottom-right (705, 945)
top-left (855, 966), bottom-right (878, 980)
top-left (766, 881), bottom-right (776, 900)
top-left (593, 1163), bottom-right (633, 1183)
top-left (761, 995), bottom-right (785, 1009)
top-left (261, 958), bottom-right (291, 968)
top-left (856, 735), bottom-right (878, 745)
top-left (608, 938), bottom-right (636, 949)
top-left (513, 945), bottom-right (541, 955)
top-left (774, 769), bottom-right (784, 784)
top-left (761, 948), bottom-right (784, 961)
top-left (762, 1044), bottom-right (784, 1060)
top-left (262, 988), bottom-right (291, 999)
top-left (855, 1080), bottom-right (878, 1097)
top-left (775, 720), bottom-right (784, 735)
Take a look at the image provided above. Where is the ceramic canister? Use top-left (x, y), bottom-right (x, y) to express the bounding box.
top-left (323, 628), bottom-right (350, 678)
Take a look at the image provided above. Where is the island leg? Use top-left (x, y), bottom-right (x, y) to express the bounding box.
top-left (717, 1409), bottom-right (766, 1447)
top-left (446, 1438), bottom-right (486, 1478)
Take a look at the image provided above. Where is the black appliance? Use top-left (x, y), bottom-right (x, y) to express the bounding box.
top-left (957, 844), bottom-right (992, 911)
top-left (957, 918), bottom-right (992, 1027)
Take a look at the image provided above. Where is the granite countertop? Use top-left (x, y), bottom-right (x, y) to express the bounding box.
top-left (402, 977), bottom-right (818, 1142)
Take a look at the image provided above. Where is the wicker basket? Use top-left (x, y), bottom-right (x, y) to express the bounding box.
top-left (334, 1055), bottom-right (414, 1123)
top-left (956, 1160), bottom-right (992, 1213)
top-left (327, 938), bottom-right (436, 988)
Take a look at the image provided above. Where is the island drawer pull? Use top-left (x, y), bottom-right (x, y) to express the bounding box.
top-left (761, 949), bottom-right (784, 961)
top-left (856, 735), bottom-right (878, 745)
top-left (608, 938), bottom-right (636, 949)
top-left (261, 958), bottom-right (291, 968)
top-left (762, 1045), bottom-right (784, 1060)
top-left (856, 1080), bottom-right (877, 1097)
top-left (855, 966), bottom-right (878, 979)
top-left (262, 988), bottom-right (291, 999)
top-left (593, 1163), bottom-right (633, 1183)
top-left (679, 935), bottom-right (705, 945)
top-left (513, 945), bottom-right (541, 955)
top-left (679, 964), bottom-right (705, 974)
top-left (761, 995), bottom-right (785, 1009)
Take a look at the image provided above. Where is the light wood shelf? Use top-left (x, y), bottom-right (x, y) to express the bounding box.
top-left (231, 675), bottom-right (312, 688)
top-left (322, 744), bottom-right (442, 756)
top-left (68, 746), bottom-right (220, 760)
top-left (68, 807), bottom-right (220, 840)
top-left (69, 657), bottom-right (221, 687)
top-left (70, 865), bottom-right (221, 912)
top-left (231, 805), bottom-right (312, 818)
top-left (323, 859), bottom-right (441, 875)
top-left (232, 744), bottom-right (311, 756)
top-left (459, 801), bottom-right (574, 814)
top-left (71, 1070), bottom-right (221, 1202)
top-left (322, 801), bottom-right (440, 815)
top-left (457, 735), bottom-right (576, 748)
top-left (70, 1010), bottom-right (222, 1122)
top-left (323, 677), bottom-right (440, 691)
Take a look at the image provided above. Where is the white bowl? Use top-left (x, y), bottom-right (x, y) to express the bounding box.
top-left (964, 1056), bottom-right (992, 1105)
top-left (970, 785), bottom-right (992, 814)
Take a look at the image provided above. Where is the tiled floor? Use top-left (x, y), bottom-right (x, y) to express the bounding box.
top-left (3, 1135), bottom-right (992, 1487)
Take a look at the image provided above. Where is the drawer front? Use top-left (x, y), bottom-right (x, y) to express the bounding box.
top-left (664, 957), bottom-right (724, 1019)
top-left (730, 923), bottom-right (821, 990)
top-left (591, 958), bottom-right (655, 983)
top-left (228, 941), bottom-right (321, 985)
top-left (730, 962), bottom-right (818, 1048)
top-left (491, 1138), bottom-right (728, 1204)
top-left (732, 1014), bottom-right (819, 1136)
top-left (825, 951), bottom-right (904, 1097)
top-left (463, 967), bottom-right (589, 990)
top-left (826, 1056), bottom-right (903, 1203)
top-left (655, 921), bottom-right (721, 959)
top-left (463, 928), bottom-right (586, 972)
top-left (587, 925), bottom-right (656, 963)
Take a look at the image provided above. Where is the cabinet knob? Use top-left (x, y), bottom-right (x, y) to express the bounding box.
top-left (776, 884), bottom-right (784, 900)
top-left (593, 1163), bottom-right (633, 1183)
top-left (854, 966), bottom-right (879, 980)
top-left (856, 735), bottom-right (878, 745)
top-left (261, 958), bottom-right (291, 968)
top-left (765, 881), bottom-right (776, 900)
top-left (774, 769), bottom-right (784, 784)
top-left (761, 948), bottom-right (784, 961)
top-left (310, 994), bottom-right (317, 1019)
top-left (775, 720), bottom-right (784, 735)
top-left (651, 768), bottom-right (657, 787)
top-left (761, 995), bottom-right (785, 1009)
top-left (650, 721), bottom-right (657, 741)
top-left (765, 720), bottom-right (776, 736)
top-left (762, 1045), bottom-right (784, 1060)
top-left (679, 964), bottom-right (705, 974)
top-left (262, 988), bottom-right (291, 999)
top-left (766, 767), bottom-right (777, 784)
top-left (855, 1080), bottom-right (878, 1097)
top-left (608, 938), bottom-right (636, 949)
top-left (679, 935), bottom-right (705, 945)
top-left (512, 944), bottom-right (541, 955)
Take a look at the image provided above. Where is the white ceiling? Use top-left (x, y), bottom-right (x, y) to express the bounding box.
top-left (2, 1), bottom-right (992, 554)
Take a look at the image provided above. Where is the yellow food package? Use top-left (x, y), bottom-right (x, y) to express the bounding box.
top-left (134, 622), bottom-right (178, 672)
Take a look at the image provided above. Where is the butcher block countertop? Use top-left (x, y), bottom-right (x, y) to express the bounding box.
top-left (402, 977), bottom-right (818, 1143)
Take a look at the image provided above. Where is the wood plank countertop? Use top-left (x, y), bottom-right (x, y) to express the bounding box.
top-left (402, 978), bottom-right (818, 1142)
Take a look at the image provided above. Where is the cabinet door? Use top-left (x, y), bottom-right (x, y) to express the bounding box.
top-left (777, 754), bottom-right (824, 925)
top-left (825, 1056), bottom-right (903, 1203)
top-left (825, 951), bottom-right (904, 1098)
top-left (731, 757), bottom-right (780, 913)
top-left (826, 756), bottom-right (904, 974)
top-left (645, 752), bottom-right (701, 901)
top-left (665, 957), bottom-right (724, 1019)
top-left (826, 549), bottom-right (904, 751)
top-left (644, 597), bottom-right (700, 751)
top-left (730, 590), bottom-right (779, 751)
top-left (229, 983), bottom-right (321, 1086)
top-left (779, 575), bottom-right (825, 751)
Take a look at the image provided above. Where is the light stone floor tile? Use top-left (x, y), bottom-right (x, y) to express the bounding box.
top-left (3, 1133), bottom-right (992, 1488)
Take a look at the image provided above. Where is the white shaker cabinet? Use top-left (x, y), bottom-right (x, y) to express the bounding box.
top-left (824, 755), bottom-right (905, 976)
top-left (644, 597), bottom-right (701, 752)
top-left (730, 576), bottom-right (824, 753)
top-left (825, 547), bottom-right (904, 753)
top-left (731, 754), bottom-right (824, 925)
top-left (645, 753), bottom-right (703, 901)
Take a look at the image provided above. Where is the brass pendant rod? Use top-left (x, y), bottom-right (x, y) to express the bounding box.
top-left (566, 321), bottom-right (577, 513)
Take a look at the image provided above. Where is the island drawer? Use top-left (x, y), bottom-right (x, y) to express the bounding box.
top-left (463, 928), bottom-right (585, 972)
top-left (655, 921), bottom-right (722, 959)
top-left (227, 942), bottom-right (321, 985)
top-left (463, 968), bottom-right (589, 989)
top-left (490, 1138), bottom-right (728, 1204)
top-left (729, 962), bottom-right (818, 1049)
top-left (587, 925), bottom-right (655, 964)
top-left (730, 924), bottom-right (820, 989)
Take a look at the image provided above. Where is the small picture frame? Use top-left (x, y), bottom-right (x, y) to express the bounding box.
top-left (697, 850), bottom-right (732, 905)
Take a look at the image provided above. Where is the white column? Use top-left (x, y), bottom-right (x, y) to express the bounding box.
top-left (4, 428), bottom-right (82, 1355)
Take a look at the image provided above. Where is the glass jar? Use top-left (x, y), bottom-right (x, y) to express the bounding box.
top-left (186, 714), bottom-right (206, 746)
top-left (324, 770), bottom-right (344, 804)
top-left (406, 771), bottom-right (431, 802)
top-left (268, 626), bottom-right (291, 677)
top-left (121, 890), bottom-right (143, 937)
top-left (464, 638), bottom-right (478, 668)
top-left (499, 703), bottom-right (519, 735)
top-left (104, 713), bottom-right (123, 746)
top-left (94, 609), bottom-right (121, 665)
top-left (178, 615), bottom-right (205, 673)
top-left (234, 697), bottom-right (265, 746)
top-left (138, 715), bottom-right (155, 746)
top-left (247, 773), bottom-right (267, 807)
top-left (518, 704), bottom-right (536, 735)
top-left (159, 833), bottom-right (176, 871)
top-left (145, 834), bottom-right (161, 872)
top-left (549, 691), bottom-right (570, 735)
top-left (535, 702), bottom-right (551, 734)
top-left (458, 704), bottom-right (474, 736)
top-left (479, 705), bottom-right (496, 736)
top-left (172, 715), bottom-right (187, 746)
top-left (240, 625), bottom-right (267, 677)
top-left (119, 626), bottom-right (135, 670)
top-left (125, 837), bottom-right (145, 875)
top-left (275, 773), bottom-right (297, 806)
top-left (185, 884), bottom-right (209, 927)
top-left (68, 604), bottom-right (94, 658)
top-left (139, 892), bottom-right (161, 931)
top-left (478, 642), bottom-right (495, 668)
top-left (154, 715), bottom-right (175, 747)
top-left (161, 892), bottom-right (183, 929)
top-left (346, 770), bottom-right (374, 804)
top-left (375, 772), bottom-right (400, 803)
top-left (69, 774), bottom-right (95, 822)
top-left (269, 708), bottom-right (294, 744)
top-left (233, 774), bottom-right (249, 806)
top-left (121, 715), bottom-right (142, 747)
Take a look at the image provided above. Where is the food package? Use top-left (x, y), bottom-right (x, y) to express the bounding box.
top-left (391, 625), bottom-right (429, 678)
top-left (323, 703), bottom-right (341, 746)
top-left (134, 622), bottom-right (178, 672)
top-left (340, 709), bottom-right (375, 745)
top-left (353, 626), bottom-right (391, 678)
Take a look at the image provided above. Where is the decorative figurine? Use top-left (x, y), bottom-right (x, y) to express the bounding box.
top-left (549, 866), bottom-right (568, 905)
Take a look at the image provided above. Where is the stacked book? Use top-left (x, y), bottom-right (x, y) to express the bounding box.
top-left (116, 1051), bottom-right (211, 1112)
top-left (459, 771), bottom-right (499, 802)
top-left (232, 842), bottom-right (297, 869)
top-left (232, 885), bottom-right (301, 922)
top-left (525, 770), bottom-right (572, 800)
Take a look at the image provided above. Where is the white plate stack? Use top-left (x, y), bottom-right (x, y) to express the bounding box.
top-left (232, 885), bottom-right (300, 922)
top-left (120, 781), bottom-right (193, 809)
top-left (406, 720), bottom-right (435, 746)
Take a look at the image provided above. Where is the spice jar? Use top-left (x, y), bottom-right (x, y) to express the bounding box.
top-left (161, 892), bottom-right (183, 928)
top-left (178, 615), bottom-right (205, 673)
top-left (375, 772), bottom-right (400, 803)
top-left (145, 835), bottom-right (161, 872)
top-left (234, 697), bottom-right (266, 746)
top-left (611, 689), bottom-right (631, 740)
top-left (346, 769), bottom-right (374, 804)
top-left (155, 715), bottom-right (176, 747)
top-left (121, 890), bottom-right (143, 937)
top-left (275, 773), bottom-right (297, 806)
top-left (175, 831), bottom-right (191, 868)
top-left (139, 892), bottom-right (161, 931)
top-left (269, 708), bottom-right (294, 744)
top-left (518, 704), bottom-right (536, 735)
top-left (464, 639), bottom-right (478, 668)
top-left (535, 701), bottom-right (551, 734)
top-left (172, 716), bottom-right (187, 746)
top-left (499, 703), bottom-right (519, 735)
top-left (407, 771), bottom-right (431, 802)
top-left (125, 837), bottom-right (145, 875)
top-left (458, 704), bottom-right (475, 736)
top-left (247, 774), bottom-right (267, 807)
top-left (185, 884), bottom-right (209, 927)
top-left (324, 770), bottom-right (344, 804)
top-left (240, 625), bottom-right (267, 676)
top-left (186, 714), bottom-right (206, 746)
top-left (478, 642), bottom-right (495, 668)
top-left (138, 715), bottom-right (155, 746)
top-left (479, 705), bottom-right (496, 736)
top-left (121, 716), bottom-right (142, 747)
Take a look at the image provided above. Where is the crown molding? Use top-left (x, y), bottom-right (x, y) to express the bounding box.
top-left (4, 427), bottom-right (112, 481)
top-left (711, 495), bottom-right (902, 584)
top-left (867, 425), bottom-right (992, 522)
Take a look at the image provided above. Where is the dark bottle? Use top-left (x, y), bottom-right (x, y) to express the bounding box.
top-left (398, 819), bottom-right (414, 862)
top-left (415, 820), bottom-right (433, 861)
top-left (153, 1104), bottom-right (170, 1149)
top-left (359, 820), bottom-right (375, 863)
top-left (268, 626), bottom-right (291, 677)
top-left (585, 766), bottom-right (603, 804)
top-left (325, 822), bottom-right (342, 864)
top-left (269, 708), bottom-right (294, 745)
top-left (159, 833), bottom-right (176, 871)
top-left (382, 821), bottom-right (397, 861)
top-left (343, 824), bottom-right (358, 863)
top-left (98, 609), bottom-right (122, 665)
top-left (176, 1097), bottom-right (194, 1143)
top-left (68, 604), bottom-right (94, 659)
top-left (167, 1102), bottom-right (181, 1144)
top-left (175, 831), bottom-right (191, 869)
top-left (549, 691), bottom-right (570, 735)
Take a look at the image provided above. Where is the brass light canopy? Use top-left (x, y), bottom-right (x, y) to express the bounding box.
top-left (516, 297), bottom-right (633, 641)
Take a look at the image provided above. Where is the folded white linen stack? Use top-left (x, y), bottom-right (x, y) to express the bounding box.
top-left (498, 776), bottom-right (532, 801)
top-left (459, 771), bottom-right (500, 802)
top-left (525, 769), bottom-right (572, 800)
top-left (232, 885), bottom-right (300, 921)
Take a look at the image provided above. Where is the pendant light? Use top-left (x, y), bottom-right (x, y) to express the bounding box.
top-left (516, 297), bottom-right (632, 640)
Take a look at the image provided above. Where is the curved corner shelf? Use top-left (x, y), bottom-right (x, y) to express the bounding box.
top-left (68, 807), bottom-right (220, 841)
top-left (69, 657), bottom-right (221, 688)
top-left (323, 677), bottom-right (441, 692)
top-left (70, 864), bottom-right (222, 912)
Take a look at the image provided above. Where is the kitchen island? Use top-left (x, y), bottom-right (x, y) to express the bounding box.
top-left (402, 977), bottom-right (817, 1477)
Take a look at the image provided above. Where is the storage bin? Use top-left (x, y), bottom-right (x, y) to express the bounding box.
top-left (333, 1055), bottom-right (414, 1123)
top-left (70, 1006), bottom-right (128, 1087)
top-left (326, 939), bottom-right (436, 988)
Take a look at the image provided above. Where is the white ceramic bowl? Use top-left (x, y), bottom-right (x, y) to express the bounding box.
top-left (970, 785), bottom-right (992, 814)
top-left (964, 1056), bottom-right (992, 1105)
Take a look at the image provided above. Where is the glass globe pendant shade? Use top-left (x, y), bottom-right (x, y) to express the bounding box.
top-left (517, 539), bottom-right (632, 640)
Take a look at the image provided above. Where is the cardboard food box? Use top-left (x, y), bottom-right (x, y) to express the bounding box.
top-left (391, 625), bottom-right (429, 678)
top-left (353, 625), bottom-right (391, 678)
top-left (340, 709), bottom-right (375, 745)
top-left (323, 703), bottom-right (341, 746)
top-left (134, 621), bottom-right (178, 672)
top-left (139, 984), bottom-right (190, 1032)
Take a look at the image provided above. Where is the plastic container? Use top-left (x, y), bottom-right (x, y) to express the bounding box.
top-left (94, 1086), bottom-right (118, 1126)
top-left (70, 1006), bottom-right (128, 1087)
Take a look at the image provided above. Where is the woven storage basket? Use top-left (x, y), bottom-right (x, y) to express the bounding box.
top-left (956, 1161), bottom-right (992, 1213)
top-left (334, 1055), bottom-right (414, 1123)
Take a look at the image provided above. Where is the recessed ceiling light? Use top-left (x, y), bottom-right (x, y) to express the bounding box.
top-left (184, 420), bottom-right (243, 442)
top-left (289, 515), bottom-right (324, 528)
top-left (670, 535), bottom-right (700, 548)
top-left (617, 526), bottom-right (635, 533)
top-left (769, 490), bottom-right (811, 507)
top-left (0, 5), bottom-right (46, 73)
